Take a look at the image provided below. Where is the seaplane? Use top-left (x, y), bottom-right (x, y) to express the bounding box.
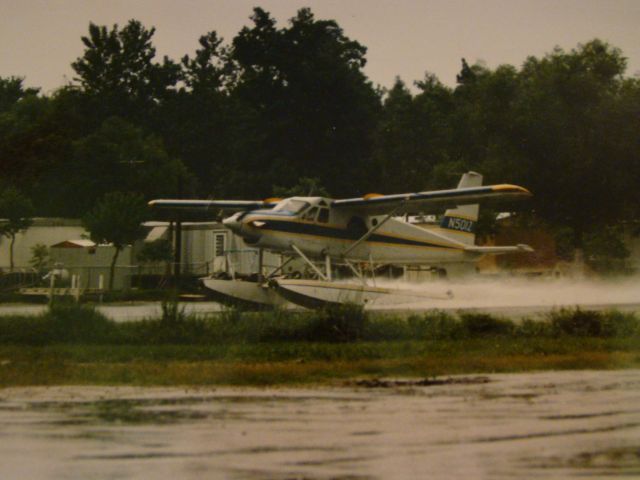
top-left (150, 172), bottom-right (533, 308)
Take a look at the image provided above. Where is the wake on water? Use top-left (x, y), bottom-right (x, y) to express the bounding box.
top-left (369, 276), bottom-right (640, 311)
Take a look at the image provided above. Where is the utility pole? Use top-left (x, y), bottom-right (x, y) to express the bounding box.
top-left (174, 219), bottom-right (182, 289)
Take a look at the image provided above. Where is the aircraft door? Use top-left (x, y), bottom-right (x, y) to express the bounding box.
top-left (347, 216), bottom-right (368, 239)
top-left (317, 207), bottom-right (329, 223)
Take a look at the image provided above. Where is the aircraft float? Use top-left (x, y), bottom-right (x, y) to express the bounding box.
top-left (150, 172), bottom-right (533, 308)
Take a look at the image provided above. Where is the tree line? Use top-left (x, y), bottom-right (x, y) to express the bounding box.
top-left (1, 7), bottom-right (639, 260)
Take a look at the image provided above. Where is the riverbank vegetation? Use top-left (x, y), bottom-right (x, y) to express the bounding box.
top-left (0, 304), bottom-right (638, 386)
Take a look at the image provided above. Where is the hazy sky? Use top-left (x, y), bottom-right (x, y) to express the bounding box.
top-left (1, 0), bottom-right (639, 94)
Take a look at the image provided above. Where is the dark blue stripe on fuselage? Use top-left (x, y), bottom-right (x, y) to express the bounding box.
top-left (258, 219), bottom-right (458, 249)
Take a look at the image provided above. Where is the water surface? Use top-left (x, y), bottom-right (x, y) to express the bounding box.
top-left (1, 369), bottom-right (639, 479)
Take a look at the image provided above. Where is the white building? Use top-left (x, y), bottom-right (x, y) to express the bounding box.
top-left (0, 218), bottom-right (283, 289)
top-left (144, 221), bottom-right (283, 277)
top-left (49, 239), bottom-right (135, 290)
top-left (0, 218), bottom-right (85, 271)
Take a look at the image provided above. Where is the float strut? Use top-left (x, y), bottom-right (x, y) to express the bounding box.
top-left (290, 244), bottom-right (328, 281)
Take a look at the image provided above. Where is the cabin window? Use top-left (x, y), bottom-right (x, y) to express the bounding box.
top-left (303, 207), bottom-right (318, 221)
top-left (214, 233), bottom-right (226, 257)
top-left (317, 208), bottom-right (329, 223)
top-left (273, 199), bottom-right (310, 214)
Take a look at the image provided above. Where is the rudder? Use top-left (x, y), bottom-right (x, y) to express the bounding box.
top-left (438, 171), bottom-right (482, 245)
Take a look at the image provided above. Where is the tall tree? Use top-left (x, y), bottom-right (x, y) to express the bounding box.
top-left (83, 192), bottom-right (148, 290)
top-left (0, 95), bottom-right (52, 187)
top-left (0, 76), bottom-right (39, 112)
top-left (0, 187), bottom-right (34, 271)
top-left (0, 86), bottom-right (119, 216)
top-left (57, 117), bottom-right (193, 217)
top-left (156, 31), bottom-right (236, 193)
top-left (272, 177), bottom-right (329, 197)
top-left (439, 40), bottom-right (639, 250)
top-left (374, 75), bottom-right (454, 193)
top-left (509, 40), bottom-right (631, 242)
top-left (71, 20), bottom-right (180, 123)
top-left (181, 31), bottom-right (230, 93)
top-left (227, 7), bottom-right (381, 196)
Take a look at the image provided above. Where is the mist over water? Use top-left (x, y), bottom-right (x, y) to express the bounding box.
top-left (373, 276), bottom-right (640, 311)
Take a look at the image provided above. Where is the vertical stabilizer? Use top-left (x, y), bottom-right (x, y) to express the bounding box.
top-left (438, 171), bottom-right (482, 245)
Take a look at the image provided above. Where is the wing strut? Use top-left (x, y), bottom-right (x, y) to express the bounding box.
top-left (339, 202), bottom-right (407, 286)
top-left (343, 259), bottom-right (364, 282)
top-left (266, 256), bottom-right (296, 279)
top-left (257, 248), bottom-right (264, 283)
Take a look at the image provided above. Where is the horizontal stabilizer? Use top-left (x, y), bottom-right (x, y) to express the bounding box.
top-left (465, 244), bottom-right (534, 254)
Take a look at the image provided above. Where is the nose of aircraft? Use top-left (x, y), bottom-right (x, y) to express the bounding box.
top-left (222, 213), bottom-right (242, 233)
top-left (223, 212), bottom-right (262, 244)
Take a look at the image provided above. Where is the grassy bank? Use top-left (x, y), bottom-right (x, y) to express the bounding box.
top-left (0, 303), bottom-right (639, 386)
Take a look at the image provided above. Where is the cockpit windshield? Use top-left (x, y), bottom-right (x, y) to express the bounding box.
top-left (273, 199), bottom-right (310, 215)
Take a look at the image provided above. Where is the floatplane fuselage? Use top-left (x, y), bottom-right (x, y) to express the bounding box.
top-left (222, 199), bottom-right (520, 266)
top-left (150, 172), bottom-right (533, 308)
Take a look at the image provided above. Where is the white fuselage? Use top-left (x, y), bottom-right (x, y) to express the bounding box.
top-left (223, 197), bottom-right (480, 266)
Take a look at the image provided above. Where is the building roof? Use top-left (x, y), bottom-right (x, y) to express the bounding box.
top-left (51, 239), bottom-right (96, 248)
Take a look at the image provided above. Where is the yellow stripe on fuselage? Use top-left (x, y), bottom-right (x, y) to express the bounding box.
top-left (250, 216), bottom-right (457, 245)
top-left (255, 225), bottom-right (464, 252)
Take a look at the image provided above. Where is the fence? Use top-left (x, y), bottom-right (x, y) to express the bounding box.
top-left (0, 269), bottom-right (40, 292)
top-left (2, 261), bottom-right (219, 292)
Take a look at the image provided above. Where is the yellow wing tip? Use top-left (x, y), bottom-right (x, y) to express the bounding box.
top-left (491, 184), bottom-right (532, 195)
top-left (363, 193), bottom-right (384, 200)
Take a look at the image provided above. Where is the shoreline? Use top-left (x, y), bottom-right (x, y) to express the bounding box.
top-left (2, 339), bottom-right (638, 387)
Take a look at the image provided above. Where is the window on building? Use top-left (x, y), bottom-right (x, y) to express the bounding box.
top-left (214, 233), bottom-right (226, 257)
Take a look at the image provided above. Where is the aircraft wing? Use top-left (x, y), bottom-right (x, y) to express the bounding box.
top-left (148, 199), bottom-right (278, 213)
top-left (332, 184), bottom-right (532, 215)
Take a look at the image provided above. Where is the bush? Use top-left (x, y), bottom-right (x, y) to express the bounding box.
top-left (600, 310), bottom-right (640, 337)
top-left (515, 318), bottom-right (551, 337)
top-left (407, 311), bottom-right (463, 340)
top-left (251, 310), bottom-right (310, 343)
top-left (460, 313), bottom-right (514, 337)
top-left (363, 316), bottom-right (411, 341)
top-left (0, 315), bottom-right (49, 345)
top-left (549, 308), bottom-right (604, 337)
top-left (308, 303), bottom-right (368, 342)
top-left (1, 303), bottom-right (637, 346)
top-left (47, 303), bottom-right (120, 343)
top-left (160, 296), bottom-right (187, 324)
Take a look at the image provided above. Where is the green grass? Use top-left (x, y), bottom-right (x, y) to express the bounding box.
top-left (1, 339), bottom-right (637, 386)
top-left (0, 303), bottom-right (638, 386)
